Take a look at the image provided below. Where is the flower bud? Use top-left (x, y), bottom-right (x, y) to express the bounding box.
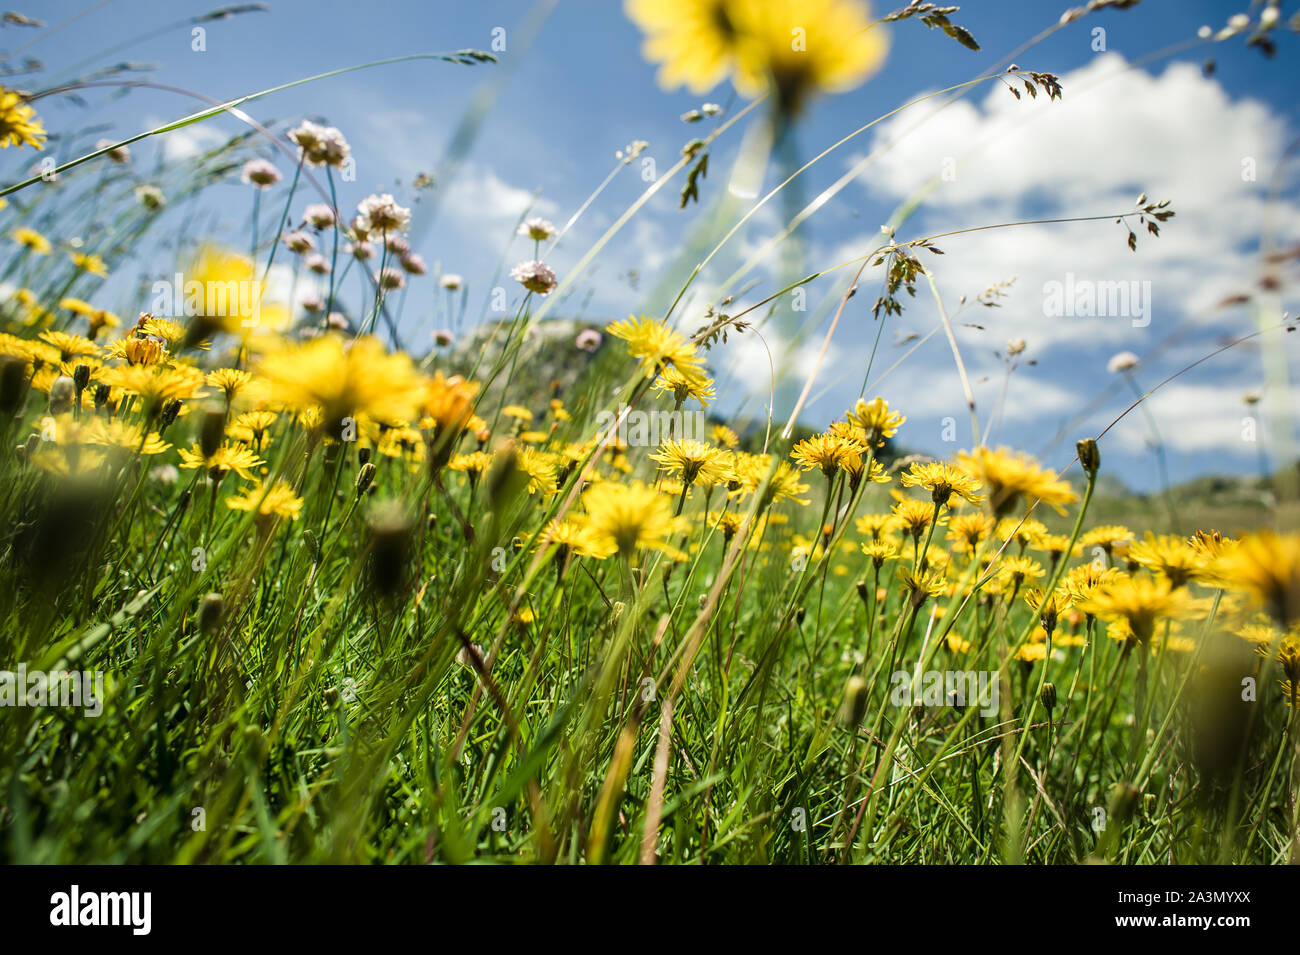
top-left (199, 406), bottom-right (226, 458)
top-left (1039, 681), bottom-right (1057, 712)
top-left (0, 356), bottom-right (27, 416)
top-left (48, 376), bottom-right (75, 415)
top-left (355, 462), bottom-right (376, 498)
top-left (1076, 438), bottom-right (1100, 477)
top-left (199, 593), bottom-right (223, 635)
top-left (841, 675), bottom-right (869, 727)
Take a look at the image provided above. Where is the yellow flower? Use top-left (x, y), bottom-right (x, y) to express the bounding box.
top-left (449, 451), bottom-right (494, 480)
top-left (957, 446), bottom-right (1077, 517)
top-left (855, 512), bottom-right (894, 540)
top-left (845, 396), bottom-right (904, 445)
top-left (711, 423), bottom-right (739, 448)
top-left (861, 538), bottom-right (898, 567)
top-left (732, 452), bottom-right (809, 505)
top-left (652, 438), bottom-right (732, 487)
top-left (1077, 575), bottom-right (1197, 644)
top-left (180, 245), bottom-right (288, 340)
top-left (651, 364), bottom-right (716, 406)
top-left (900, 461), bottom-right (983, 507)
top-left (995, 555), bottom-right (1045, 591)
top-left (178, 442), bottom-right (264, 480)
top-left (537, 518), bottom-right (603, 560)
top-left (896, 566), bottom-right (946, 608)
top-left (580, 480), bottom-right (687, 559)
top-left (206, 368), bottom-right (253, 403)
top-left (1127, 532), bottom-right (1208, 589)
top-left (257, 334), bottom-right (426, 432)
top-left (606, 315), bottom-right (705, 380)
top-left (228, 410), bottom-right (278, 448)
top-left (1062, 563), bottom-right (1120, 610)
top-left (501, 404), bottom-right (534, 422)
top-left (80, 418), bottom-right (171, 455)
top-left (626, 0), bottom-right (888, 114)
top-left (0, 85), bottom-right (45, 149)
top-left (890, 498), bottom-right (939, 541)
top-left (70, 251), bottom-right (109, 277)
top-left (1217, 531), bottom-right (1300, 626)
top-left (226, 480), bottom-right (304, 524)
top-left (791, 431), bottom-right (864, 479)
top-left (13, 227), bottom-right (51, 254)
top-left (104, 335), bottom-right (167, 367)
top-left (98, 363), bottom-right (205, 410)
top-left (38, 330), bottom-right (98, 362)
top-left (947, 512), bottom-right (994, 553)
top-left (1080, 524), bottom-right (1135, 555)
top-left (517, 446), bottom-right (559, 494)
top-left (1014, 642), bottom-right (1048, 664)
top-left (421, 371), bottom-right (480, 437)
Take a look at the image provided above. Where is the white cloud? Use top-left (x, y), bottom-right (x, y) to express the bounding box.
top-left (841, 53), bottom-right (1300, 352)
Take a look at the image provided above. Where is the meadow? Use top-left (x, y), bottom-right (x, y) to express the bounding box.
top-left (0, 0), bottom-right (1298, 865)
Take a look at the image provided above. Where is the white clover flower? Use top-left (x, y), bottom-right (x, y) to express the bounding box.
top-left (95, 139), bottom-right (130, 163)
top-left (302, 203), bottom-right (335, 229)
top-left (304, 253), bottom-right (331, 275)
top-left (356, 193), bottom-right (411, 234)
top-left (399, 252), bottom-right (426, 276)
top-left (1107, 351), bottom-right (1139, 374)
top-left (440, 273), bottom-right (463, 291)
top-left (289, 120), bottom-right (351, 168)
top-left (282, 230), bottom-right (315, 254)
top-left (376, 266), bottom-right (406, 291)
top-left (518, 216), bottom-right (557, 242)
top-left (510, 260), bottom-right (558, 296)
top-left (135, 184), bottom-right (165, 210)
top-left (241, 158), bottom-right (281, 188)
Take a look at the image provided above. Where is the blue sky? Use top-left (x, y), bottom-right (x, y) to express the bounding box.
top-left (4, 0), bottom-right (1298, 492)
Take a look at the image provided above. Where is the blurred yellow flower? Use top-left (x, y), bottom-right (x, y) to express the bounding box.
top-left (626, 0), bottom-right (888, 114)
top-left (0, 85), bottom-right (45, 149)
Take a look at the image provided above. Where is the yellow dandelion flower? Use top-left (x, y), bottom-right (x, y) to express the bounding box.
top-left (581, 480), bottom-right (688, 560)
top-left (606, 315), bottom-right (705, 380)
top-left (1077, 575), bottom-right (1198, 644)
top-left (900, 461), bottom-right (983, 507)
top-left (226, 480), bottom-right (304, 524)
top-left (205, 368), bottom-right (252, 403)
top-left (178, 442), bottom-right (264, 480)
top-left (996, 555), bottom-right (1045, 591)
top-left (257, 334), bottom-right (426, 432)
top-left (711, 423), bottom-right (739, 449)
top-left (651, 438), bottom-right (733, 487)
top-left (732, 452), bottom-right (809, 505)
top-left (845, 396), bottom-right (904, 445)
top-left (947, 512), bottom-right (994, 553)
top-left (13, 227), bottom-right (50, 254)
top-left (1216, 531), bottom-right (1300, 627)
top-left (70, 251), bottom-right (108, 277)
top-left (651, 364), bottom-right (716, 406)
top-left (0, 84), bottom-right (46, 149)
top-left (38, 330), bottom-right (98, 362)
top-left (626, 0), bottom-right (888, 115)
top-left (957, 446), bottom-right (1077, 517)
top-left (449, 451), bottom-right (494, 481)
top-left (791, 431), bottom-right (865, 479)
